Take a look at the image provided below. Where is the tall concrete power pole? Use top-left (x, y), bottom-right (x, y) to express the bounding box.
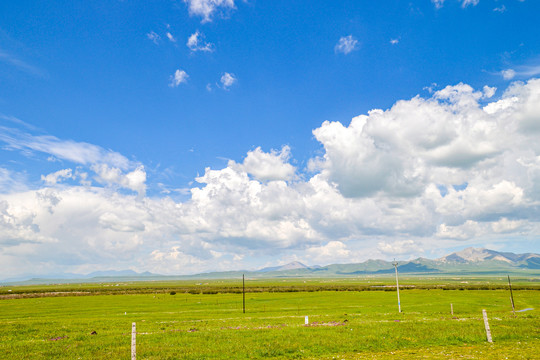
top-left (392, 259), bottom-right (401, 313)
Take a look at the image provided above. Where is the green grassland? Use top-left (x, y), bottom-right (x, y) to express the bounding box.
top-left (0, 278), bottom-right (539, 359)
top-left (1, 274), bottom-right (539, 297)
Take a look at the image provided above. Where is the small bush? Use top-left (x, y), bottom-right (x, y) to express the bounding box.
top-left (169, 291), bottom-right (176, 295)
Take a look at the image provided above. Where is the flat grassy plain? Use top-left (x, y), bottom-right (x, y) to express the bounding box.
top-left (0, 277), bottom-right (538, 359)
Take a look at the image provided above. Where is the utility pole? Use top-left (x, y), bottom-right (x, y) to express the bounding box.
top-left (508, 275), bottom-right (515, 315)
top-left (392, 259), bottom-right (401, 313)
top-left (242, 274), bottom-right (246, 314)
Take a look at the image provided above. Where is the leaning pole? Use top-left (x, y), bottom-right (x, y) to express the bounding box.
top-left (392, 259), bottom-right (401, 313)
top-left (242, 274), bottom-right (246, 314)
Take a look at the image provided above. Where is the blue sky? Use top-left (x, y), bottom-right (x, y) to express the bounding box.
top-left (1, 0), bottom-right (540, 279)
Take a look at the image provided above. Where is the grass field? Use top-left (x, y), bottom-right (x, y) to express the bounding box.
top-left (0, 278), bottom-right (539, 359)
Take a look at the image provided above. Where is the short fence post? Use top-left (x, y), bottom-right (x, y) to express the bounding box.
top-left (482, 309), bottom-right (493, 343)
top-left (451, 303), bottom-right (454, 316)
top-left (305, 316), bottom-right (309, 325)
top-left (131, 322), bottom-right (136, 359)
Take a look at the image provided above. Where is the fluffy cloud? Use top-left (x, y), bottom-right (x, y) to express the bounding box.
top-left (502, 69), bottom-right (516, 80)
top-left (169, 69), bottom-right (189, 87)
top-left (2, 79), bottom-right (540, 278)
top-left (334, 35), bottom-right (358, 55)
top-left (92, 164), bottom-right (147, 195)
top-left (312, 82), bottom-right (517, 198)
top-left (187, 31), bottom-right (214, 52)
top-left (305, 241), bottom-right (351, 264)
top-left (183, 0), bottom-right (235, 23)
top-left (235, 146), bottom-right (295, 181)
top-left (0, 198), bottom-right (55, 246)
top-left (220, 72), bottom-right (237, 89)
top-left (188, 165), bottom-right (320, 249)
top-left (378, 240), bottom-right (422, 256)
top-left (41, 169), bottom-right (73, 185)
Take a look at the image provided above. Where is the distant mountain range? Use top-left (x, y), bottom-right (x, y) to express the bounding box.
top-left (2, 247), bottom-right (539, 285)
top-left (257, 261), bottom-right (321, 273)
top-left (438, 247), bottom-right (539, 265)
top-left (254, 248), bottom-right (540, 277)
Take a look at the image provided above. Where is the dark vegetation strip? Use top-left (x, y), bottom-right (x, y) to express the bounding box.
top-left (1, 283), bottom-right (539, 299)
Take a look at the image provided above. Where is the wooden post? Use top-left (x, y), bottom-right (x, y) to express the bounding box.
top-left (242, 274), bottom-right (245, 314)
top-left (507, 275), bottom-right (515, 315)
top-left (131, 322), bottom-right (136, 359)
top-left (482, 309), bottom-right (493, 343)
top-left (451, 303), bottom-right (454, 316)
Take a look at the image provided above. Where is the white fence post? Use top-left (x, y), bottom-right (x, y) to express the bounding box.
top-left (131, 322), bottom-right (136, 359)
top-left (482, 309), bottom-right (493, 343)
top-left (451, 303), bottom-right (453, 316)
top-left (305, 316), bottom-right (309, 325)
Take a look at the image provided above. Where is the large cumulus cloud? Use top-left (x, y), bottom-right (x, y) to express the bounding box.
top-left (1, 79), bottom-right (540, 278)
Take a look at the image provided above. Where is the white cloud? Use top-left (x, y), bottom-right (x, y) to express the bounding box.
top-left (491, 218), bottom-right (527, 233)
top-left (220, 72), bottom-right (237, 89)
top-left (0, 127), bottom-right (146, 195)
top-left (187, 31), bottom-right (214, 52)
top-left (0, 197), bottom-right (56, 246)
top-left (493, 5), bottom-right (506, 13)
top-left (482, 85), bottom-right (496, 99)
top-left (501, 65), bottom-right (540, 80)
top-left (378, 240), bottom-right (422, 256)
top-left (0, 127), bottom-right (131, 169)
top-left (148, 247), bottom-right (208, 274)
top-left (0, 168), bottom-right (29, 193)
top-left (147, 31), bottom-right (160, 44)
top-left (183, 0), bottom-right (235, 23)
top-left (436, 220), bottom-right (483, 240)
top-left (461, 0), bottom-right (479, 7)
top-left (335, 35), bottom-right (358, 55)
top-left (390, 39), bottom-right (399, 45)
top-left (169, 69), bottom-right (189, 87)
top-left (41, 169), bottom-right (73, 185)
top-left (502, 69), bottom-right (516, 80)
top-left (482, 96), bottom-right (519, 114)
top-left (166, 32), bottom-right (176, 43)
top-left (311, 81), bottom-right (530, 199)
top-left (431, 0), bottom-right (445, 9)
top-left (92, 164), bottom-right (147, 195)
top-left (99, 212), bottom-right (145, 232)
top-left (235, 146), bottom-right (295, 181)
top-left (432, 0), bottom-right (479, 8)
top-left (3, 79), bottom-right (540, 278)
top-left (305, 241), bottom-right (351, 264)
